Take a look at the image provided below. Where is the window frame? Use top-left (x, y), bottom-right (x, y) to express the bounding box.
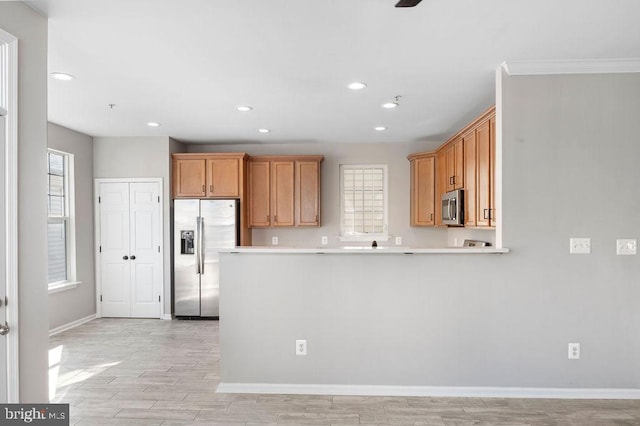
top-left (47, 148), bottom-right (79, 293)
top-left (339, 164), bottom-right (389, 242)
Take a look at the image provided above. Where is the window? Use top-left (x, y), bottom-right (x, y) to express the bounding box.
top-left (47, 149), bottom-right (76, 289)
top-left (340, 164), bottom-right (388, 241)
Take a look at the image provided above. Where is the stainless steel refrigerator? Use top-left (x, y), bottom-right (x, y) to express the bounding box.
top-left (173, 199), bottom-right (239, 318)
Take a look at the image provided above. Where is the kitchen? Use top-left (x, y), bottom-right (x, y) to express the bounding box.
top-left (1, 0), bottom-right (640, 423)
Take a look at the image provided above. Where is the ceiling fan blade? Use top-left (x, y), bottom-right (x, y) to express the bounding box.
top-left (395, 0), bottom-right (423, 7)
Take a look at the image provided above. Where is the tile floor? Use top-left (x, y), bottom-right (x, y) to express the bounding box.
top-left (49, 318), bottom-right (640, 425)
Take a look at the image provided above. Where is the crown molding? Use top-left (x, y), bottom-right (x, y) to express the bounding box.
top-left (501, 59), bottom-right (640, 76)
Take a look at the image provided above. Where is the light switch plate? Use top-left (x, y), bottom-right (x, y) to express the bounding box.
top-left (569, 238), bottom-right (591, 254)
top-left (272, 236), bottom-right (278, 245)
top-left (616, 239), bottom-right (637, 255)
top-left (321, 236), bottom-right (328, 245)
top-left (395, 236), bottom-right (402, 246)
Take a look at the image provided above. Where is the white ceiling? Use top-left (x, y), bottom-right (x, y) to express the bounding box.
top-left (26, 0), bottom-right (640, 146)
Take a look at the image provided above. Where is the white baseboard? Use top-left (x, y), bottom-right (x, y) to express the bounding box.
top-left (216, 383), bottom-right (640, 400)
top-left (161, 314), bottom-right (172, 320)
top-left (49, 314), bottom-right (96, 337)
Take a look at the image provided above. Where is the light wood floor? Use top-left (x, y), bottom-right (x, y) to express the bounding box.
top-left (49, 318), bottom-right (640, 425)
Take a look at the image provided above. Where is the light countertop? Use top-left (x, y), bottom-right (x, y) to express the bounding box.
top-left (220, 246), bottom-right (509, 255)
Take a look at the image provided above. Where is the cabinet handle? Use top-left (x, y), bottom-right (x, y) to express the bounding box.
top-left (483, 209), bottom-right (489, 220)
top-left (489, 209), bottom-right (493, 220)
top-left (202, 184), bottom-right (205, 193)
top-left (130, 255), bottom-right (136, 260)
top-left (122, 255), bottom-right (129, 260)
top-left (210, 185), bottom-right (213, 193)
top-left (449, 176), bottom-right (453, 185)
top-left (316, 215), bottom-right (318, 222)
top-left (267, 215), bottom-right (270, 222)
top-left (430, 213), bottom-right (433, 221)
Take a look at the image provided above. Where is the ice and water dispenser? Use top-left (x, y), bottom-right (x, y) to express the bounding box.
top-left (180, 230), bottom-right (194, 254)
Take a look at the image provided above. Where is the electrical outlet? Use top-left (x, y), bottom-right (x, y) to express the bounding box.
top-left (395, 236), bottom-right (402, 246)
top-left (616, 239), bottom-right (637, 255)
top-left (568, 343), bottom-right (580, 359)
top-left (569, 238), bottom-right (591, 254)
top-left (272, 236), bottom-right (278, 245)
top-left (321, 236), bottom-right (328, 245)
top-left (296, 339), bottom-right (307, 356)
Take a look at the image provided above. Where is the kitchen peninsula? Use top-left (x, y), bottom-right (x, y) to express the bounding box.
top-left (217, 246), bottom-right (509, 395)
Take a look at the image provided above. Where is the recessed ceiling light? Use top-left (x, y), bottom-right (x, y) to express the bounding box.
top-left (348, 82), bottom-right (367, 90)
top-left (147, 122), bottom-right (161, 127)
top-left (258, 129), bottom-right (271, 133)
top-left (381, 102), bottom-right (399, 109)
top-left (51, 72), bottom-right (75, 81)
top-left (236, 106), bottom-right (253, 112)
top-left (375, 126), bottom-right (387, 131)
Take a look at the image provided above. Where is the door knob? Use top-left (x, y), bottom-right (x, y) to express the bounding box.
top-left (123, 255), bottom-right (129, 260)
top-left (130, 255), bottom-right (136, 260)
top-left (0, 322), bottom-right (9, 336)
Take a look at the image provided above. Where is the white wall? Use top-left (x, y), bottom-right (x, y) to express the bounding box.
top-left (189, 142), bottom-right (448, 248)
top-left (94, 136), bottom-right (174, 316)
top-left (48, 123), bottom-right (95, 330)
top-left (220, 71), bottom-right (640, 390)
top-left (169, 138), bottom-right (187, 313)
top-left (0, 2), bottom-right (49, 402)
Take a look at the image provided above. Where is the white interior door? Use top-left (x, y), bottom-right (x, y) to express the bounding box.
top-left (0, 113), bottom-right (7, 402)
top-left (97, 180), bottom-right (161, 318)
top-left (129, 182), bottom-right (161, 318)
top-left (99, 182), bottom-right (132, 317)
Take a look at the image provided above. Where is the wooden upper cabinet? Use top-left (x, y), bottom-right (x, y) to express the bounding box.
top-left (207, 157), bottom-right (239, 197)
top-left (248, 161), bottom-right (271, 227)
top-left (435, 150), bottom-right (447, 227)
top-left (172, 153), bottom-right (247, 199)
top-left (476, 119), bottom-right (492, 227)
top-left (444, 137), bottom-right (464, 192)
top-left (409, 154), bottom-right (435, 226)
top-left (173, 158), bottom-right (206, 197)
top-left (248, 155), bottom-right (323, 228)
top-left (296, 161), bottom-right (321, 226)
top-left (271, 161), bottom-right (295, 227)
top-left (463, 130), bottom-right (477, 227)
top-left (409, 105), bottom-right (495, 229)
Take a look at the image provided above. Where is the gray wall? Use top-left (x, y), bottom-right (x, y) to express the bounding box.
top-left (189, 142), bottom-right (448, 248)
top-left (48, 123), bottom-right (96, 330)
top-left (94, 136), bottom-right (174, 316)
top-left (220, 72), bottom-right (640, 388)
top-left (0, 2), bottom-right (49, 402)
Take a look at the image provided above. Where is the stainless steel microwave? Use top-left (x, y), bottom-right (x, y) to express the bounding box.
top-left (442, 189), bottom-right (464, 226)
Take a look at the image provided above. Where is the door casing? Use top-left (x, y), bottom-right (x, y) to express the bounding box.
top-left (0, 27), bottom-right (19, 403)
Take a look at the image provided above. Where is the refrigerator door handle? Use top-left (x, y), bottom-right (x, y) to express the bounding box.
top-left (196, 216), bottom-right (202, 274)
top-left (198, 216), bottom-right (205, 275)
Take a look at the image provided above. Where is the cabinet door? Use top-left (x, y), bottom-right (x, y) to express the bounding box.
top-left (271, 161), bottom-right (295, 227)
top-left (411, 157), bottom-right (435, 226)
top-left (296, 161), bottom-right (320, 226)
top-left (463, 130), bottom-right (477, 226)
top-left (453, 138), bottom-right (464, 190)
top-left (173, 159), bottom-right (206, 197)
top-left (435, 150), bottom-right (447, 226)
top-left (476, 119), bottom-right (491, 227)
top-left (248, 161), bottom-right (271, 227)
top-left (207, 158), bottom-right (240, 197)
top-left (445, 145), bottom-right (455, 193)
